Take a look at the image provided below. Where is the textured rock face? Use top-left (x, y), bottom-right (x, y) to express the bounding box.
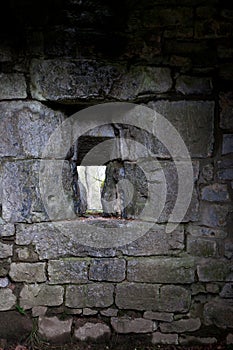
top-left (38, 316), bottom-right (72, 343)
top-left (74, 322), bottom-right (111, 341)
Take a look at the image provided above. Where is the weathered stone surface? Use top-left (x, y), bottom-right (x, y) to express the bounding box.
top-left (111, 317), bottom-right (153, 334)
top-left (0, 242), bottom-right (13, 258)
top-left (110, 67), bottom-right (172, 100)
top-left (144, 311), bottom-right (173, 322)
top-left (0, 101), bottom-right (64, 158)
top-left (219, 92), bottom-right (233, 130)
top-left (203, 300), bottom-right (233, 328)
top-left (159, 285), bottom-right (191, 312)
top-left (217, 158), bottom-right (233, 180)
top-left (32, 306), bottom-right (47, 317)
top-left (179, 335), bottom-right (217, 344)
top-left (152, 332), bottom-right (178, 344)
top-left (127, 257), bottom-right (195, 283)
top-left (0, 288), bottom-right (16, 311)
top-left (186, 224), bottom-right (227, 239)
top-left (0, 260), bottom-right (10, 277)
top-left (100, 308), bottom-right (118, 317)
top-left (82, 308), bottom-right (98, 316)
top-left (201, 184), bottom-right (229, 202)
top-left (0, 73), bottom-right (27, 99)
top-left (74, 322), bottom-right (111, 341)
top-left (115, 283), bottom-right (160, 311)
top-left (16, 247), bottom-right (39, 262)
top-left (175, 76), bottom-right (212, 95)
top-left (2, 159), bottom-right (76, 223)
top-left (160, 318), bottom-right (201, 333)
top-left (220, 283), bottom-right (233, 298)
top-left (2, 161), bottom-right (47, 223)
top-left (227, 333), bottom-right (233, 344)
top-left (206, 283), bottom-right (220, 294)
top-left (187, 237), bottom-right (217, 257)
top-left (16, 221), bottom-right (118, 259)
top-left (200, 203), bottom-right (231, 227)
top-left (0, 277), bottom-right (9, 288)
top-left (197, 260), bottom-right (231, 282)
top-left (48, 259), bottom-right (88, 284)
top-left (38, 316), bottom-right (72, 343)
top-left (120, 224), bottom-right (184, 256)
top-left (9, 262), bottom-right (46, 283)
top-left (0, 311), bottom-right (33, 340)
top-left (148, 100), bottom-right (215, 158)
top-left (30, 59), bottom-right (172, 102)
top-left (65, 284), bottom-right (114, 308)
top-left (89, 258), bottom-right (126, 282)
top-left (20, 284), bottom-right (64, 310)
top-left (222, 134), bottom-right (233, 155)
top-left (0, 224), bottom-right (15, 237)
top-left (201, 163), bottom-right (214, 182)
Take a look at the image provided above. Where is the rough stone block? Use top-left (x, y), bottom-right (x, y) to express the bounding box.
top-left (197, 260), bottom-right (231, 282)
top-left (0, 289), bottom-right (16, 311)
top-left (220, 283), bottom-right (233, 298)
top-left (20, 284), bottom-right (64, 310)
top-left (222, 134), bottom-right (233, 155)
top-left (186, 224), bottom-right (227, 239)
top-left (159, 285), bottom-right (191, 312)
top-left (110, 66), bottom-right (172, 100)
top-left (9, 262), bottom-right (46, 283)
top-left (0, 242), bottom-right (13, 258)
top-left (38, 316), bottom-right (72, 343)
top-left (217, 159), bottom-right (233, 180)
top-left (147, 100), bottom-right (215, 158)
top-left (115, 283), bottom-right (160, 311)
top-left (160, 318), bottom-right (201, 333)
top-left (201, 183), bottom-right (229, 202)
top-left (30, 59), bottom-right (172, 102)
top-left (74, 322), bottom-right (111, 341)
top-left (65, 283), bottom-right (114, 308)
top-left (175, 76), bottom-right (212, 95)
top-left (203, 300), bottom-right (233, 328)
top-left (187, 237), bottom-right (217, 257)
top-left (0, 101), bottom-right (64, 158)
top-left (82, 308), bottom-right (98, 316)
top-left (0, 224), bottom-right (15, 237)
top-left (16, 247), bottom-right (39, 262)
top-left (219, 92), bottom-right (233, 130)
top-left (32, 306), bottom-right (47, 317)
top-left (199, 203), bottom-right (231, 227)
top-left (89, 258), bottom-right (126, 282)
top-left (48, 259), bottom-right (88, 284)
top-left (111, 317), bottom-right (153, 334)
top-left (100, 308), bottom-right (118, 317)
top-left (2, 160), bottom-right (75, 223)
top-left (0, 73), bottom-right (27, 99)
top-left (16, 221), bottom-right (117, 259)
top-left (120, 224), bottom-right (184, 256)
top-left (152, 332), bottom-right (178, 344)
top-left (0, 311), bottom-right (33, 340)
top-left (144, 311), bottom-right (173, 322)
top-left (179, 335), bottom-right (217, 344)
top-left (127, 257), bottom-right (195, 283)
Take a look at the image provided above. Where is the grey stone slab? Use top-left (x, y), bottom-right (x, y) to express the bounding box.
top-left (160, 318), bottom-right (201, 333)
top-left (0, 73), bottom-right (27, 99)
top-left (222, 134), bottom-right (233, 155)
top-left (65, 283), bottom-right (114, 308)
top-left (0, 289), bottom-right (16, 311)
top-left (203, 300), bottom-right (233, 328)
top-left (201, 183), bottom-right (229, 202)
top-left (0, 101), bottom-right (65, 158)
top-left (175, 76), bottom-right (212, 95)
top-left (0, 242), bottom-right (13, 258)
top-left (152, 332), bottom-right (178, 344)
top-left (197, 260), bottom-right (232, 282)
top-left (127, 257), bottom-right (195, 283)
top-left (115, 283), bottom-right (160, 311)
top-left (111, 317), bottom-right (153, 334)
top-left (159, 285), bottom-right (191, 312)
top-left (9, 262), bottom-right (46, 283)
top-left (20, 284), bottom-right (64, 310)
top-left (147, 100), bottom-right (215, 158)
top-left (48, 259), bottom-right (88, 284)
top-left (74, 322), bottom-right (111, 341)
top-left (38, 316), bottom-right (72, 343)
top-left (89, 258), bottom-right (126, 282)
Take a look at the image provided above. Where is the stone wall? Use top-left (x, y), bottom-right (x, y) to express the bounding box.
top-left (0, 0), bottom-right (233, 346)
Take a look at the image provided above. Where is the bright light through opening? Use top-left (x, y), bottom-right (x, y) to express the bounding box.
top-left (77, 166), bottom-right (106, 213)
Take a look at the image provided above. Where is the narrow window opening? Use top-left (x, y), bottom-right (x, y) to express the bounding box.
top-left (77, 165), bottom-right (106, 214)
